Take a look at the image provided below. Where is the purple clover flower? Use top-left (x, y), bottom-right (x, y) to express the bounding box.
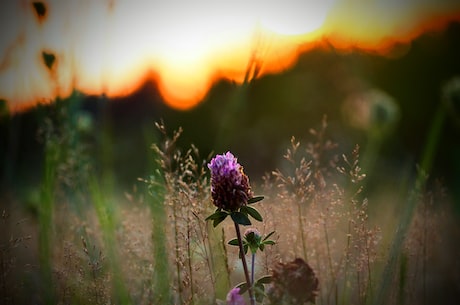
top-left (226, 287), bottom-right (247, 305)
top-left (208, 152), bottom-right (252, 212)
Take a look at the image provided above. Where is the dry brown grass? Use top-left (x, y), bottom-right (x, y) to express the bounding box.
top-left (2, 119), bottom-right (459, 304)
top-left (260, 118), bottom-right (381, 305)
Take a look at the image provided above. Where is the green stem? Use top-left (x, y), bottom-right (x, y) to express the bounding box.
top-left (251, 253), bottom-right (255, 287)
top-left (234, 222), bottom-right (255, 305)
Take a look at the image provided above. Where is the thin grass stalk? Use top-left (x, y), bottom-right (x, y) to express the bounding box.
top-left (357, 271), bottom-right (362, 305)
top-left (314, 249), bottom-right (325, 305)
top-left (220, 227), bottom-right (231, 286)
top-left (184, 199), bottom-right (192, 303)
top-left (251, 253), bottom-right (255, 286)
top-left (185, 206), bottom-right (195, 305)
top-left (335, 282), bottom-right (339, 305)
top-left (193, 212), bottom-right (217, 301)
top-left (204, 225), bottom-right (218, 300)
top-left (397, 254), bottom-right (408, 305)
top-left (297, 202), bottom-right (308, 261)
top-left (80, 235), bottom-right (104, 304)
top-left (143, 125), bottom-right (172, 303)
top-left (365, 244), bottom-right (373, 305)
top-left (341, 220), bottom-right (352, 305)
top-left (214, 44), bottom-right (261, 149)
top-left (324, 221), bottom-right (337, 304)
top-left (422, 198), bottom-right (428, 305)
top-left (172, 198), bottom-right (183, 304)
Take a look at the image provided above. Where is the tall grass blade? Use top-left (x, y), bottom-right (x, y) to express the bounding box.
top-left (39, 138), bottom-right (59, 304)
top-left (89, 176), bottom-right (132, 305)
top-left (207, 223), bottom-right (231, 299)
top-left (147, 181), bottom-right (172, 303)
top-left (372, 103), bottom-right (446, 305)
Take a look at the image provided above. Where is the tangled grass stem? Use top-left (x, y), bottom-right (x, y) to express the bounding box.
top-left (297, 202), bottom-right (308, 261)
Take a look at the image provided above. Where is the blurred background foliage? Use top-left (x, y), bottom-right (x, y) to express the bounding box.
top-left (1, 21), bottom-right (459, 212)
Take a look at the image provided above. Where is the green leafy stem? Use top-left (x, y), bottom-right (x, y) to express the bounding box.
top-left (205, 196), bottom-right (265, 227)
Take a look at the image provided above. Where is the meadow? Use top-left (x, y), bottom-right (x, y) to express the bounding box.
top-left (1, 97), bottom-right (459, 304)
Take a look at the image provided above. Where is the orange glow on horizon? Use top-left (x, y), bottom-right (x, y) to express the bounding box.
top-left (321, 11), bottom-right (460, 56)
top-left (1, 1), bottom-right (460, 112)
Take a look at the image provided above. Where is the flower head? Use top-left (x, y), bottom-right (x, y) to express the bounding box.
top-left (208, 152), bottom-right (252, 212)
top-left (226, 287), bottom-right (246, 305)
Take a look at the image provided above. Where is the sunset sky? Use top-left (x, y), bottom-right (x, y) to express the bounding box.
top-left (1, 0), bottom-right (460, 111)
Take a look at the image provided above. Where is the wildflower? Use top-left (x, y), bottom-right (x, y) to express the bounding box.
top-left (207, 152), bottom-right (267, 305)
top-left (208, 152), bottom-right (252, 212)
top-left (267, 258), bottom-right (319, 305)
top-left (227, 287), bottom-right (247, 305)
